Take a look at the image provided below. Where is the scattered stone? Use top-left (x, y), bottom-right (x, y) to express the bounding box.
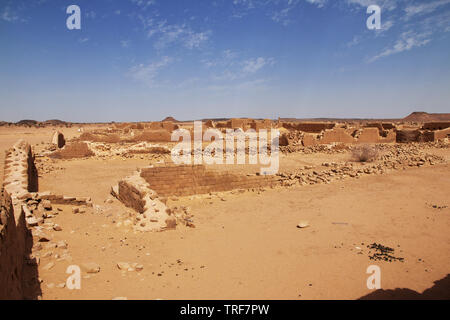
top-left (297, 221), bottom-right (310, 229)
top-left (43, 262), bottom-right (55, 270)
top-left (53, 224), bottom-right (62, 231)
top-left (81, 262), bottom-right (101, 274)
top-left (26, 216), bottom-right (39, 227)
top-left (56, 240), bottom-right (68, 249)
top-left (42, 200), bottom-right (52, 210)
top-left (117, 262), bottom-right (130, 270)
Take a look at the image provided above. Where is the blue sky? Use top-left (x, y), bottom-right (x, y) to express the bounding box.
top-left (1, 0), bottom-right (449, 122)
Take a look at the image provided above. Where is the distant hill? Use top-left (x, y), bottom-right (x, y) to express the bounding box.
top-left (16, 119), bottom-right (39, 126)
top-left (42, 119), bottom-right (68, 126)
top-left (162, 116), bottom-right (179, 122)
top-left (403, 112), bottom-right (450, 122)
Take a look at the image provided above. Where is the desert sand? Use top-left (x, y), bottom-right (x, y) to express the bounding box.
top-left (0, 116), bottom-right (449, 300)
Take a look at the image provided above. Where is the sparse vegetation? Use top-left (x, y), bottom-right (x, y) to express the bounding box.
top-left (351, 144), bottom-right (378, 162)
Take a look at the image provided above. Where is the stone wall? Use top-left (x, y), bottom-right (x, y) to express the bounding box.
top-left (283, 122), bottom-right (336, 133)
top-left (140, 164), bottom-right (280, 197)
top-left (3, 140), bottom-right (38, 199)
top-left (434, 128), bottom-right (450, 140)
top-left (0, 139), bottom-right (37, 299)
top-left (0, 190), bottom-right (27, 299)
top-left (422, 122), bottom-right (450, 131)
top-left (132, 129), bottom-right (172, 142)
top-left (114, 171), bottom-right (174, 232)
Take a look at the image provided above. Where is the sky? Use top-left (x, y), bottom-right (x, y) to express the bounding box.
top-left (0, 0), bottom-right (449, 122)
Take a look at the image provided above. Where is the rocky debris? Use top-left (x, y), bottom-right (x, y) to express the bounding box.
top-left (426, 202), bottom-right (448, 210)
top-left (43, 262), bottom-right (55, 270)
top-left (117, 262), bottom-right (144, 272)
top-left (367, 243), bottom-right (404, 262)
top-left (81, 262), bottom-right (101, 274)
top-left (169, 206), bottom-right (195, 228)
top-left (277, 143), bottom-right (445, 187)
top-left (42, 200), bottom-right (52, 210)
top-left (56, 240), bottom-right (68, 249)
top-left (281, 141), bottom-right (350, 154)
top-left (297, 221), bottom-right (310, 229)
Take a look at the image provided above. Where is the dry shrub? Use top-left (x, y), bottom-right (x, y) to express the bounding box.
top-left (351, 144), bottom-right (378, 162)
top-left (50, 142), bottom-right (94, 159)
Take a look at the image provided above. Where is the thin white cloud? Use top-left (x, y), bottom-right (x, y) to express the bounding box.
top-left (128, 56), bottom-right (172, 87)
top-left (346, 35), bottom-right (361, 47)
top-left (305, 0), bottom-right (327, 8)
top-left (85, 11), bottom-right (96, 19)
top-left (121, 40), bottom-right (130, 48)
top-left (368, 30), bottom-right (431, 62)
top-left (78, 37), bottom-right (89, 43)
top-left (346, 0), bottom-right (399, 11)
top-left (139, 16), bottom-right (211, 50)
top-left (1, 6), bottom-right (20, 22)
top-left (243, 57), bottom-right (274, 73)
top-left (213, 56), bottom-right (275, 81)
top-left (404, 0), bottom-right (450, 20)
top-left (130, 0), bottom-right (156, 9)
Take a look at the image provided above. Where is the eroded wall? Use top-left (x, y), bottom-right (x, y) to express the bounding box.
top-left (140, 165), bottom-right (280, 197)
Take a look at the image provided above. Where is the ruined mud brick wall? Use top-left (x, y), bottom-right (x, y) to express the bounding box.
top-left (0, 190), bottom-right (27, 299)
top-left (357, 128), bottom-right (396, 143)
top-left (51, 131), bottom-right (66, 148)
top-left (302, 134), bottom-right (318, 147)
top-left (434, 128), bottom-right (450, 140)
top-left (422, 122), bottom-right (450, 131)
top-left (133, 129), bottom-right (172, 142)
top-left (50, 141), bottom-right (95, 159)
top-left (145, 121), bottom-right (178, 132)
top-left (229, 118), bottom-right (252, 129)
top-left (396, 129), bottom-right (448, 143)
top-left (3, 140), bottom-right (38, 199)
top-left (79, 132), bottom-right (121, 143)
top-left (320, 128), bottom-right (356, 144)
top-left (204, 120), bottom-right (215, 128)
top-left (140, 165), bottom-right (280, 197)
top-left (282, 122), bottom-right (335, 133)
top-left (250, 119), bottom-right (273, 130)
top-left (0, 140), bottom-right (37, 299)
top-left (363, 122), bottom-right (396, 133)
top-left (114, 172), bottom-right (174, 232)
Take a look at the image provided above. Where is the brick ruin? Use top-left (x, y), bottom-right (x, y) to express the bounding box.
top-left (0, 139), bottom-right (93, 299)
top-left (71, 119), bottom-right (450, 148)
top-left (1, 118), bottom-right (448, 299)
top-left (140, 164), bottom-right (279, 197)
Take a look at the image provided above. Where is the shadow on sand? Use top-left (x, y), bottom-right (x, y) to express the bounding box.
top-left (359, 274), bottom-right (450, 300)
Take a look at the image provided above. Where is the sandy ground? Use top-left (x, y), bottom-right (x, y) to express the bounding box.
top-left (38, 163), bottom-right (450, 300)
top-left (1, 127), bottom-right (449, 299)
